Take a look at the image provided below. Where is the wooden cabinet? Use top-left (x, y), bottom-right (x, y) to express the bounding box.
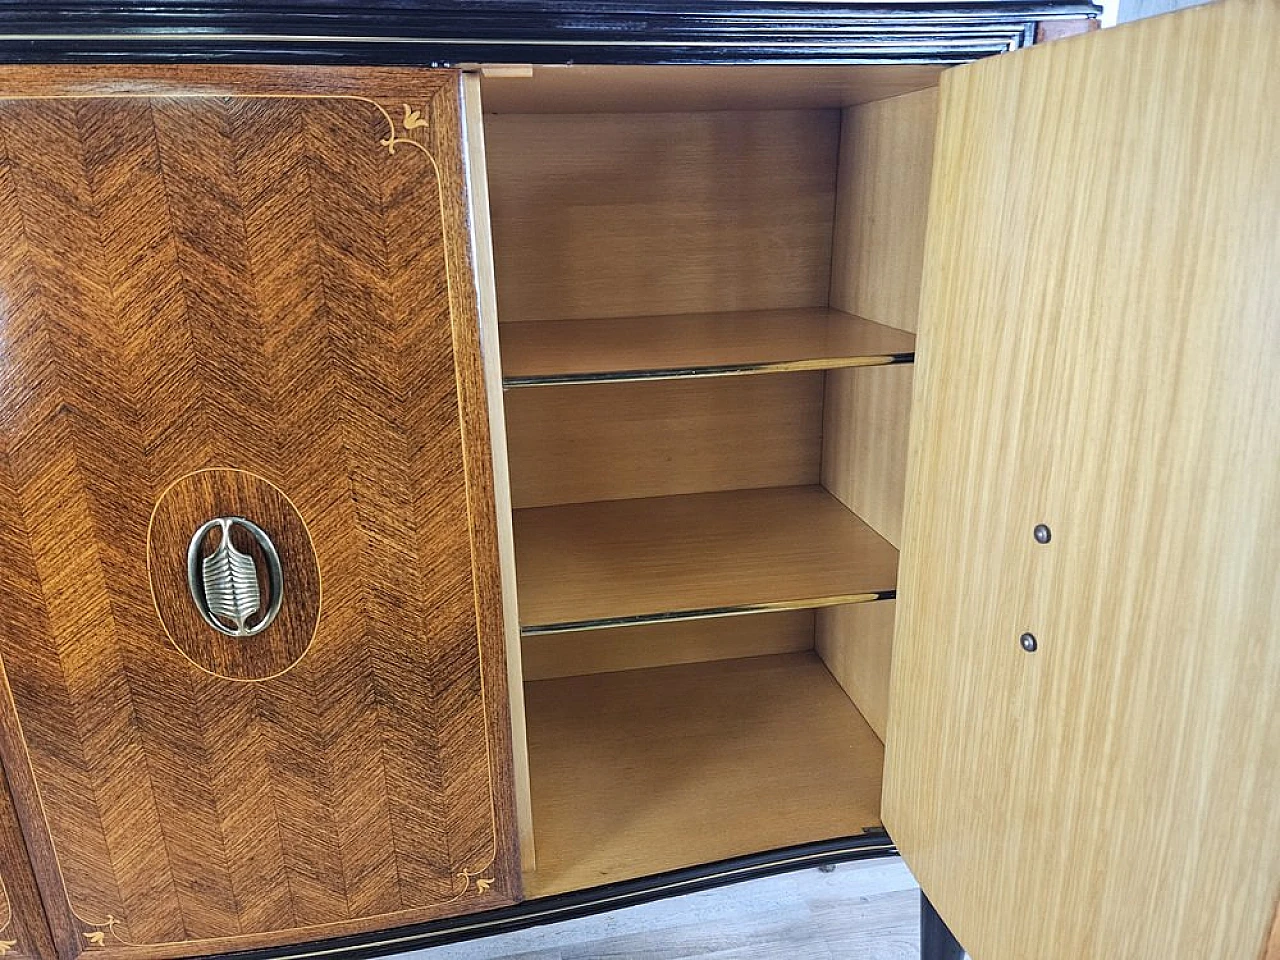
top-left (0, 3), bottom-right (1274, 958)
top-left (468, 2), bottom-right (1276, 955)
top-left (0, 68), bottom-right (519, 959)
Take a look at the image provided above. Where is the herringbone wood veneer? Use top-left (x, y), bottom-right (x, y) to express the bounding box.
top-left (0, 68), bottom-right (518, 960)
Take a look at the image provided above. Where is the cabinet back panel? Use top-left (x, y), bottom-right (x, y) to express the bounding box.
top-left (521, 611), bottom-right (814, 681)
top-left (815, 600), bottom-right (895, 742)
top-left (505, 374), bottom-right (823, 508)
top-left (483, 110), bottom-right (840, 322)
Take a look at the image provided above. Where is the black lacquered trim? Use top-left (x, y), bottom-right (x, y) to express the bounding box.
top-left (208, 831), bottom-right (897, 960)
top-left (0, 2), bottom-right (1100, 64)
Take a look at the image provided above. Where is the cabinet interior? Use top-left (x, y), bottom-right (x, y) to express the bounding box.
top-left (470, 64), bottom-right (941, 897)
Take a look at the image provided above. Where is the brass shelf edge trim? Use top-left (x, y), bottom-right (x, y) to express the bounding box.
top-left (519, 589), bottom-right (897, 636)
top-left (503, 352), bottom-right (914, 388)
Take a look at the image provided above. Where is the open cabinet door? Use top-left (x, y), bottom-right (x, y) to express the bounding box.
top-left (884, 2), bottom-right (1279, 958)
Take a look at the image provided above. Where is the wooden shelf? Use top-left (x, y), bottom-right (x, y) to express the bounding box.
top-left (500, 308), bottom-right (915, 386)
top-left (523, 652), bottom-right (886, 897)
top-left (514, 486), bottom-right (898, 634)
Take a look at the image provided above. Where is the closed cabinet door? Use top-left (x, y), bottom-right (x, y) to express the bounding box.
top-left (0, 67), bottom-right (518, 960)
top-left (885, 2), bottom-right (1278, 958)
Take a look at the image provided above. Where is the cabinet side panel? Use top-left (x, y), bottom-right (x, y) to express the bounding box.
top-left (815, 601), bottom-right (894, 742)
top-left (820, 364), bottom-right (913, 550)
top-left (458, 73), bottom-right (535, 872)
top-left (828, 86), bottom-right (938, 336)
top-left (885, 4), bottom-right (1280, 959)
top-left (818, 87), bottom-right (937, 733)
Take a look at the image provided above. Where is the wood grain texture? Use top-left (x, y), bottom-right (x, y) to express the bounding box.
top-left (147, 470), bottom-right (321, 682)
top-left (818, 82), bottom-right (938, 774)
top-left (0, 66), bottom-right (458, 100)
top-left (829, 87), bottom-right (938, 335)
top-left (483, 110), bottom-right (839, 322)
top-left (884, 4), bottom-right (1280, 959)
top-left (524, 653), bottom-right (885, 898)
top-left (816, 601), bottom-right (896, 742)
top-left (0, 69), bottom-right (518, 959)
top-left (820, 365), bottom-right (914, 550)
top-left (514, 487), bottom-right (899, 633)
top-left (520, 611), bottom-right (814, 681)
top-left (816, 366), bottom-right (912, 740)
top-left (505, 374), bottom-right (822, 509)
top-left (499, 308), bottom-right (915, 386)
top-left (479, 64), bottom-right (945, 114)
top-left (461, 73), bottom-right (536, 872)
top-left (0, 757), bottom-right (56, 960)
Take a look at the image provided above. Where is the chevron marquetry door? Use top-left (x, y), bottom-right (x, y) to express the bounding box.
top-left (0, 68), bottom-right (519, 960)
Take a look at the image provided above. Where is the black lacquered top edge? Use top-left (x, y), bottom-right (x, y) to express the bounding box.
top-left (0, 1), bottom-right (1101, 65)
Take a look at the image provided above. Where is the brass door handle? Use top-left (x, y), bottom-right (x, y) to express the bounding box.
top-left (186, 517), bottom-right (284, 636)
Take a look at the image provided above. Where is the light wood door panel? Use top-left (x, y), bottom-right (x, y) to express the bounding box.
top-left (885, 4), bottom-right (1279, 959)
top-left (0, 68), bottom-right (517, 960)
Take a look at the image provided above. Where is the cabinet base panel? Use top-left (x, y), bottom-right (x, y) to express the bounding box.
top-left (523, 652), bottom-right (886, 898)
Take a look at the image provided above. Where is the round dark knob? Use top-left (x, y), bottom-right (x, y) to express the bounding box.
top-left (1033, 523), bottom-right (1052, 544)
top-left (1019, 632), bottom-right (1038, 653)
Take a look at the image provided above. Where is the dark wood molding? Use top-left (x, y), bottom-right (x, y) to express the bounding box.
top-left (0, 2), bottom-right (1100, 65)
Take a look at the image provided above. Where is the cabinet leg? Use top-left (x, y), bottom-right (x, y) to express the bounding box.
top-left (921, 890), bottom-right (965, 960)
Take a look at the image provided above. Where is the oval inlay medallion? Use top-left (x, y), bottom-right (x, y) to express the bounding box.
top-left (148, 469), bottom-right (321, 681)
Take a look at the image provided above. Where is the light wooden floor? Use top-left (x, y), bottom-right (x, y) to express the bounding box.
top-left (416, 857), bottom-right (946, 959)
